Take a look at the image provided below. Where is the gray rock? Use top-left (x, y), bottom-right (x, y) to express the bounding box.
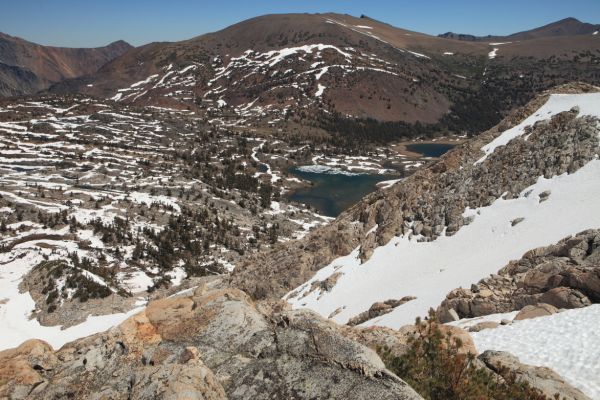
top-left (347, 296), bottom-right (416, 326)
top-left (539, 287), bottom-right (591, 309)
top-left (0, 285), bottom-right (423, 400)
top-left (468, 321), bottom-right (500, 332)
top-left (438, 307), bottom-right (460, 323)
top-left (511, 217), bottom-right (525, 226)
top-left (514, 303), bottom-right (558, 321)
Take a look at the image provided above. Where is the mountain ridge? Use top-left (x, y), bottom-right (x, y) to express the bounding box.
top-left (0, 32), bottom-right (132, 96)
top-left (48, 13), bottom-right (600, 145)
top-left (439, 16), bottom-right (600, 41)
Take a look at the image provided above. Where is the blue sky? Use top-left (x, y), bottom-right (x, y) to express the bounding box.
top-left (2, 0), bottom-right (599, 48)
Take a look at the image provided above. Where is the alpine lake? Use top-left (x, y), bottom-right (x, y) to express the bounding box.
top-left (287, 142), bottom-right (456, 217)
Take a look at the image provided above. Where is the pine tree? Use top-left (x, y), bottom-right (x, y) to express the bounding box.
top-left (380, 310), bottom-right (550, 400)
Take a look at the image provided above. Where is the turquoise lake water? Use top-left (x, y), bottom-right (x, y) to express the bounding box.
top-left (287, 143), bottom-right (455, 217)
top-left (287, 168), bottom-right (394, 217)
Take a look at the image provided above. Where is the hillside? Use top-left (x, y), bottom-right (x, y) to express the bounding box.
top-left (0, 32), bottom-right (132, 96)
top-left (50, 14), bottom-right (600, 144)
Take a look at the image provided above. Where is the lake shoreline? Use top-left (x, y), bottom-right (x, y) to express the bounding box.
top-left (283, 141), bottom-right (459, 217)
top-left (285, 166), bottom-right (397, 217)
top-left (391, 136), bottom-right (467, 158)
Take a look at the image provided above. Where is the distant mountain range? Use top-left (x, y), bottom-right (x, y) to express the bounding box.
top-left (1, 14), bottom-right (599, 140)
top-left (439, 17), bottom-right (600, 41)
top-left (0, 32), bottom-right (131, 96)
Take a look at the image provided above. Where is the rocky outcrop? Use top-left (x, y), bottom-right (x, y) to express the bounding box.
top-left (437, 229), bottom-right (600, 320)
top-left (468, 321), bottom-right (500, 332)
top-left (341, 323), bottom-right (477, 359)
top-left (231, 84), bottom-right (600, 301)
top-left (347, 296), bottom-right (417, 326)
top-left (478, 350), bottom-right (591, 400)
top-left (0, 279), bottom-right (422, 400)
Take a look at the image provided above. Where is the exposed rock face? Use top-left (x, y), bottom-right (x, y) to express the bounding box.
top-left (438, 229), bottom-right (600, 320)
top-left (231, 84), bottom-right (600, 301)
top-left (478, 350), bottom-right (591, 400)
top-left (0, 281), bottom-right (422, 400)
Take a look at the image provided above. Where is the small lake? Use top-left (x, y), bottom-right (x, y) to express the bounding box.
top-left (405, 143), bottom-right (455, 158)
top-left (287, 166), bottom-right (396, 217)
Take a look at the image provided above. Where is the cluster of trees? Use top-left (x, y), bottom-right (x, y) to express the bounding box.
top-left (37, 260), bottom-right (112, 313)
top-left (312, 53), bottom-right (600, 150)
top-left (318, 113), bottom-right (439, 148)
top-left (37, 209), bottom-right (70, 229)
top-left (380, 311), bottom-right (551, 400)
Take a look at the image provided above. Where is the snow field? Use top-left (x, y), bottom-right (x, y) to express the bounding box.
top-left (472, 305), bottom-right (600, 399)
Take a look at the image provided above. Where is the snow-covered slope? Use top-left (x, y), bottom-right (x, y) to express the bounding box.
top-left (472, 305), bottom-right (600, 399)
top-left (285, 92), bottom-right (600, 328)
top-left (477, 92), bottom-right (600, 163)
top-left (0, 249), bottom-right (144, 351)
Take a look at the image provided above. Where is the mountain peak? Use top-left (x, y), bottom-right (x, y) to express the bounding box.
top-left (557, 17), bottom-right (582, 23)
top-left (105, 39), bottom-right (133, 49)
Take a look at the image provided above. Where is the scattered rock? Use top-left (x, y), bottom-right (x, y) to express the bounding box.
top-left (539, 190), bottom-right (551, 202)
top-left (328, 307), bottom-right (343, 319)
top-left (437, 230), bottom-right (600, 320)
top-left (468, 321), bottom-right (500, 332)
top-left (514, 303), bottom-right (558, 321)
top-left (511, 217), bottom-right (525, 226)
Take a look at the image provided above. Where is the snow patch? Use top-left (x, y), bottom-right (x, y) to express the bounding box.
top-left (376, 178), bottom-right (402, 189)
top-left (315, 84), bottom-right (326, 97)
top-left (472, 305), bottom-right (600, 399)
top-left (296, 165), bottom-right (361, 176)
top-left (0, 251), bottom-right (144, 351)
